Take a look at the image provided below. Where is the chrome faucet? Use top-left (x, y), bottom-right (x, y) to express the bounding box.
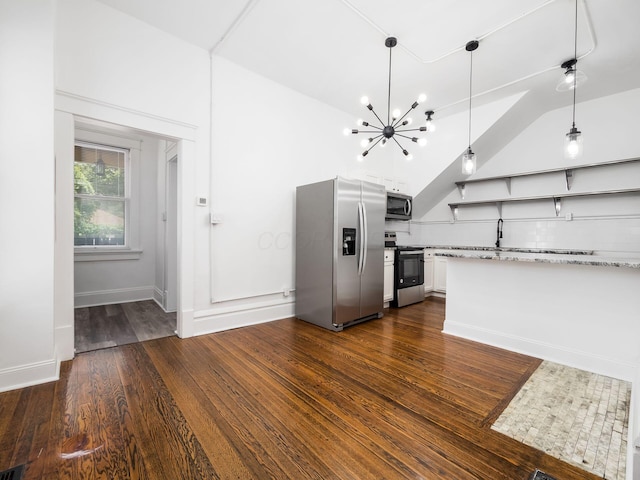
top-left (496, 218), bottom-right (504, 248)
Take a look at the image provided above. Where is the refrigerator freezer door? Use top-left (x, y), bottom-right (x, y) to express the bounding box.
top-left (335, 177), bottom-right (362, 326)
top-left (359, 180), bottom-right (385, 319)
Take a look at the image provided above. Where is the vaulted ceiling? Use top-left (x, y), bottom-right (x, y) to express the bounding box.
top-left (95, 0), bottom-right (640, 121)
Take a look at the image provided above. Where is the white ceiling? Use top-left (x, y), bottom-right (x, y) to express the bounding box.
top-left (95, 0), bottom-right (640, 120)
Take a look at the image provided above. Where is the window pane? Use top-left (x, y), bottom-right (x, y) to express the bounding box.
top-left (74, 145), bottom-right (125, 198)
top-left (74, 197), bottom-right (125, 246)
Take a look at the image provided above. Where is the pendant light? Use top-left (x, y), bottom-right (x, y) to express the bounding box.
top-left (95, 149), bottom-right (105, 177)
top-left (564, 0), bottom-right (583, 159)
top-left (345, 37), bottom-right (428, 162)
top-left (425, 110), bottom-right (436, 132)
top-left (461, 40), bottom-right (479, 175)
top-left (556, 58), bottom-right (587, 92)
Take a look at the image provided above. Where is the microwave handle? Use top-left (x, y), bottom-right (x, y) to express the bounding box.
top-left (404, 198), bottom-right (412, 216)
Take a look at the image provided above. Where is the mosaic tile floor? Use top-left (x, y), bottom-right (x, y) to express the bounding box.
top-left (492, 360), bottom-right (631, 480)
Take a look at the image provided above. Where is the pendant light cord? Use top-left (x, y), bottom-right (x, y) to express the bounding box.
top-left (468, 49), bottom-right (473, 148)
top-left (387, 45), bottom-right (392, 125)
top-left (571, 0), bottom-right (578, 127)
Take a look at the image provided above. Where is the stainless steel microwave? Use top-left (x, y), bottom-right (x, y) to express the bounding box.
top-left (386, 192), bottom-right (412, 220)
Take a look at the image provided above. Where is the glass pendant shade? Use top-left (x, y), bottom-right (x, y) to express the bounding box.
top-left (461, 148), bottom-right (477, 175)
top-left (564, 127), bottom-right (583, 159)
top-left (556, 67), bottom-right (587, 92)
top-left (95, 157), bottom-right (106, 176)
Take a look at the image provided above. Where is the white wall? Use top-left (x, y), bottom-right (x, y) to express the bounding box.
top-left (417, 88), bottom-right (640, 256)
top-left (73, 130), bottom-right (160, 307)
top-left (195, 56), bottom-right (359, 332)
top-left (0, 0), bottom-right (57, 391)
top-left (54, 0), bottom-right (210, 343)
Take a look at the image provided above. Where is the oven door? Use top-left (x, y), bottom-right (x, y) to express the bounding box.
top-left (395, 250), bottom-right (424, 289)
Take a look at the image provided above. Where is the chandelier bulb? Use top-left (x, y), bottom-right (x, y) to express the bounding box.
top-left (392, 108), bottom-right (401, 120)
top-left (343, 128), bottom-right (351, 136)
top-left (360, 138), bottom-right (370, 148)
top-left (360, 96), bottom-right (369, 105)
top-left (380, 138), bottom-right (387, 148)
top-left (418, 138), bottom-right (427, 147)
top-left (406, 153), bottom-right (413, 161)
top-left (417, 93), bottom-right (427, 104)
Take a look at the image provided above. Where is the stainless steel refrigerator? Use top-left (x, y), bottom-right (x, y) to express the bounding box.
top-left (295, 177), bottom-right (385, 331)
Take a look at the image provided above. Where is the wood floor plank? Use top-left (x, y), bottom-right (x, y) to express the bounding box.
top-left (115, 343), bottom-right (217, 480)
top-left (75, 301), bottom-right (176, 353)
top-left (121, 301), bottom-right (175, 342)
top-left (1, 298), bottom-right (605, 480)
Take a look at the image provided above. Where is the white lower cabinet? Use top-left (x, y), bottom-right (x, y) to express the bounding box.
top-left (383, 248), bottom-right (395, 303)
top-left (433, 257), bottom-right (447, 293)
top-left (423, 256), bottom-right (434, 293)
top-left (423, 250), bottom-right (446, 295)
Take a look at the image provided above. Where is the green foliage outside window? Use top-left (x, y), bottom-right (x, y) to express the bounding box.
top-left (74, 145), bottom-right (127, 246)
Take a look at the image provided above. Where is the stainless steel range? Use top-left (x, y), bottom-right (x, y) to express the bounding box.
top-left (392, 246), bottom-right (425, 307)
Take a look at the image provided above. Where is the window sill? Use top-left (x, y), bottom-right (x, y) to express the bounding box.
top-left (74, 248), bottom-right (143, 262)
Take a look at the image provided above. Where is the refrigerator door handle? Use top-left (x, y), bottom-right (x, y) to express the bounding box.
top-left (357, 202), bottom-right (364, 276)
top-left (361, 201), bottom-right (368, 274)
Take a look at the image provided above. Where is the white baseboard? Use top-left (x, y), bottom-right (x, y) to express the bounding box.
top-left (55, 324), bottom-right (74, 361)
top-left (193, 300), bottom-right (295, 336)
top-left (74, 286), bottom-right (155, 308)
top-left (0, 357), bottom-right (59, 393)
top-left (444, 320), bottom-right (637, 381)
top-left (153, 286), bottom-right (165, 308)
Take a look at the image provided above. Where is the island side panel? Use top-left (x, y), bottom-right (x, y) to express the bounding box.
top-left (443, 256), bottom-right (640, 381)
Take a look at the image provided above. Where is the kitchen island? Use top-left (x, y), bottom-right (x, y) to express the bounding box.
top-left (437, 248), bottom-right (640, 381)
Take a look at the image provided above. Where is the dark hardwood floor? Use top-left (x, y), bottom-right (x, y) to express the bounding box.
top-left (0, 298), bottom-right (601, 479)
top-left (74, 300), bottom-right (176, 353)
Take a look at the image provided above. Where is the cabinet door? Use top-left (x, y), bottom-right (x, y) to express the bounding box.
top-left (383, 263), bottom-right (394, 302)
top-left (423, 257), bottom-right (434, 293)
top-left (434, 257), bottom-right (447, 292)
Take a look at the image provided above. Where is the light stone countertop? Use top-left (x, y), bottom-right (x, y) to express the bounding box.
top-left (423, 245), bottom-right (593, 255)
top-left (433, 249), bottom-right (640, 269)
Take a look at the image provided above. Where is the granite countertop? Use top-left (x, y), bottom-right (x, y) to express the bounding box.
top-left (424, 245), bottom-right (593, 255)
top-left (433, 249), bottom-right (640, 269)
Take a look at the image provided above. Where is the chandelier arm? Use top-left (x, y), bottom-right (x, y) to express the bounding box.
top-left (356, 126), bottom-right (383, 132)
top-left (392, 104), bottom-right (417, 128)
top-left (364, 136), bottom-right (385, 153)
top-left (394, 133), bottom-right (417, 141)
top-left (395, 127), bottom-right (426, 133)
top-left (367, 106), bottom-right (387, 128)
top-left (391, 136), bottom-right (406, 151)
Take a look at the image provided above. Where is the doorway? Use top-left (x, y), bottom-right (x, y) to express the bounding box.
top-left (54, 106), bottom-right (197, 362)
top-left (71, 123), bottom-right (179, 353)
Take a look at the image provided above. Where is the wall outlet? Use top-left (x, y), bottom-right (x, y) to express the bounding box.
top-left (210, 212), bottom-right (223, 224)
top-left (565, 212), bottom-right (573, 221)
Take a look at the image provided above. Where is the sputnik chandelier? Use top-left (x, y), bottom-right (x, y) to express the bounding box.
top-left (344, 37), bottom-right (429, 161)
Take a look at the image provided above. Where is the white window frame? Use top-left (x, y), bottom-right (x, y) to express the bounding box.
top-left (73, 131), bottom-right (142, 262)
